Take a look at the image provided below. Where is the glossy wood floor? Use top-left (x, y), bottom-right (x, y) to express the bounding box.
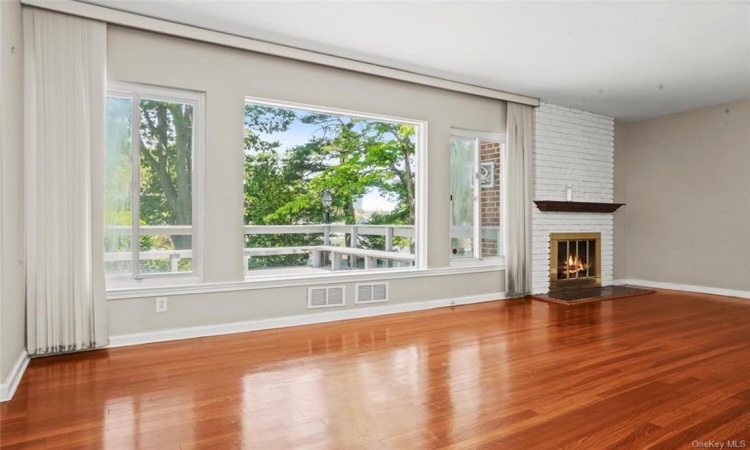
top-left (2, 289), bottom-right (750, 449)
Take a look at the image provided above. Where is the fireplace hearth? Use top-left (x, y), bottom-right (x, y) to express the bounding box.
top-left (549, 232), bottom-right (601, 292)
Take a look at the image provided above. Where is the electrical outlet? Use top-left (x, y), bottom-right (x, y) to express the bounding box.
top-left (156, 297), bottom-right (168, 312)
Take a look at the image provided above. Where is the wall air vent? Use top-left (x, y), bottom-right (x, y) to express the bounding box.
top-left (307, 286), bottom-right (345, 309)
top-left (355, 282), bottom-right (389, 304)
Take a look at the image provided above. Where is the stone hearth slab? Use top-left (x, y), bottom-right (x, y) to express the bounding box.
top-left (530, 285), bottom-right (655, 305)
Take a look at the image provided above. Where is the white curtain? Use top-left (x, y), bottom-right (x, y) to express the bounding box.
top-left (504, 103), bottom-right (533, 297)
top-left (24, 9), bottom-right (108, 355)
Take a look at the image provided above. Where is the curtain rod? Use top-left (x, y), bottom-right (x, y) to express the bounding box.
top-left (21, 0), bottom-right (539, 107)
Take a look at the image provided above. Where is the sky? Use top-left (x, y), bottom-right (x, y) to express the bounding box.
top-left (254, 107), bottom-right (399, 213)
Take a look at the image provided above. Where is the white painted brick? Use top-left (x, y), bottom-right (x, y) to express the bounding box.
top-left (531, 103), bottom-right (615, 294)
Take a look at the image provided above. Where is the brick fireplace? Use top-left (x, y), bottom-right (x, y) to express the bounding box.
top-left (531, 104), bottom-right (615, 294)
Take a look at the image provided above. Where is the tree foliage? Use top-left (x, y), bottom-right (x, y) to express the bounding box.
top-left (129, 102), bottom-right (416, 270)
top-left (242, 105), bottom-right (416, 268)
top-left (243, 106), bottom-right (319, 267)
top-left (138, 100), bottom-right (194, 253)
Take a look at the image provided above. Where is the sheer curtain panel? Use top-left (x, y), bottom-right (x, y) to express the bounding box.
top-left (24, 9), bottom-right (108, 355)
top-left (503, 103), bottom-right (533, 297)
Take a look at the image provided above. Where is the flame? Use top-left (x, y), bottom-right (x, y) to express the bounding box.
top-left (560, 254), bottom-right (587, 277)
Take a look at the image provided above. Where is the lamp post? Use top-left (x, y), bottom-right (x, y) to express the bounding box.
top-left (322, 189), bottom-right (332, 224)
top-left (322, 189), bottom-right (333, 247)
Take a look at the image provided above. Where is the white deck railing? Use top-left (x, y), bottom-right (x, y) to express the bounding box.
top-left (104, 224), bottom-right (420, 273)
top-left (242, 224), bottom-right (416, 270)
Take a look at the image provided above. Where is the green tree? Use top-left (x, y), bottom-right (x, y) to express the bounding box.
top-left (243, 105), bottom-right (322, 268)
top-left (270, 114), bottom-right (415, 227)
top-left (243, 105), bottom-right (416, 264)
top-left (138, 100), bottom-right (194, 251)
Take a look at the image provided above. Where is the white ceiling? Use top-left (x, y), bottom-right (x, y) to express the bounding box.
top-left (82, 1), bottom-right (750, 121)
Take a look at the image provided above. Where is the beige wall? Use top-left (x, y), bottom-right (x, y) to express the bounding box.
top-left (614, 99), bottom-right (750, 291)
top-left (613, 121), bottom-right (627, 280)
top-left (1, 0), bottom-right (26, 383)
top-left (107, 26), bottom-right (506, 336)
top-left (109, 272), bottom-right (502, 336)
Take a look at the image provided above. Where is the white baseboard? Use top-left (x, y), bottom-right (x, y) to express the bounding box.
top-left (0, 350), bottom-right (30, 402)
top-left (619, 279), bottom-right (750, 300)
top-left (109, 291), bottom-right (507, 348)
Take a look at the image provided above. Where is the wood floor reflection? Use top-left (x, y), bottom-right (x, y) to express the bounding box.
top-left (2, 289), bottom-right (750, 448)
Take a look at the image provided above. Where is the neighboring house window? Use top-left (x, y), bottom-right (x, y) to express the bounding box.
top-left (243, 98), bottom-right (421, 276)
top-left (450, 130), bottom-right (504, 262)
top-left (104, 82), bottom-right (204, 285)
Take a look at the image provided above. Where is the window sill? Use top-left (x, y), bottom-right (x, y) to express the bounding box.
top-left (106, 273), bottom-right (201, 290)
top-left (106, 264), bottom-right (504, 300)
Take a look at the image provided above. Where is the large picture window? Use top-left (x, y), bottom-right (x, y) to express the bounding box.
top-left (104, 83), bottom-right (204, 285)
top-left (243, 99), bottom-right (421, 276)
top-left (450, 130), bottom-right (504, 262)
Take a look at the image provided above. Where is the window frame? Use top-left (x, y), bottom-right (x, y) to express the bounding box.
top-left (105, 81), bottom-right (205, 287)
top-left (449, 128), bottom-right (506, 265)
top-left (242, 96), bottom-right (428, 276)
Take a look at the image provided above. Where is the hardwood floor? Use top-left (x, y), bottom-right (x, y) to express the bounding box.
top-left (2, 289), bottom-right (750, 449)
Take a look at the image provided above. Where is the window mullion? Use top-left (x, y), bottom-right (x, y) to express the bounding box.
top-left (473, 138), bottom-right (481, 259)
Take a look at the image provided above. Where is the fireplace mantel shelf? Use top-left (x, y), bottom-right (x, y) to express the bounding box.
top-left (534, 201), bottom-right (625, 213)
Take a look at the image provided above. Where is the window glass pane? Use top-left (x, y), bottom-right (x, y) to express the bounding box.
top-left (138, 98), bottom-right (194, 274)
top-left (450, 137), bottom-right (475, 258)
top-left (243, 102), bottom-right (417, 275)
top-left (480, 141), bottom-right (501, 257)
top-left (104, 96), bottom-right (133, 275)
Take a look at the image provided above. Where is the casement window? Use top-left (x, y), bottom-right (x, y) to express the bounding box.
top-left (242, 98), bottom-right (423, 277)
top-left (450, 130), bottom-right (504, 263)
top-left (104, 82), bottom-right (204, 286)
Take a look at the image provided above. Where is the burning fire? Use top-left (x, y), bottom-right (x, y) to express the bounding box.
top-left (560, 254), bottom-right (587, 277)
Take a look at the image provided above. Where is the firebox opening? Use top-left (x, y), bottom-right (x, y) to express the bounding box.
top-left (550, 232), bottom-right (601, 292)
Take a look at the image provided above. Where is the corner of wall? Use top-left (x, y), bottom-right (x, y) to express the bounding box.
top-left (0, 350), bottom-right (29, 402)
top-left (0, 0), bottom-right (5, 393)
top-left (1, 0), bottom-right (27, 391)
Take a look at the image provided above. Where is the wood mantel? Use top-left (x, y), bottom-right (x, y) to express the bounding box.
top-left (534, 200), bottom-right (625, 213)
